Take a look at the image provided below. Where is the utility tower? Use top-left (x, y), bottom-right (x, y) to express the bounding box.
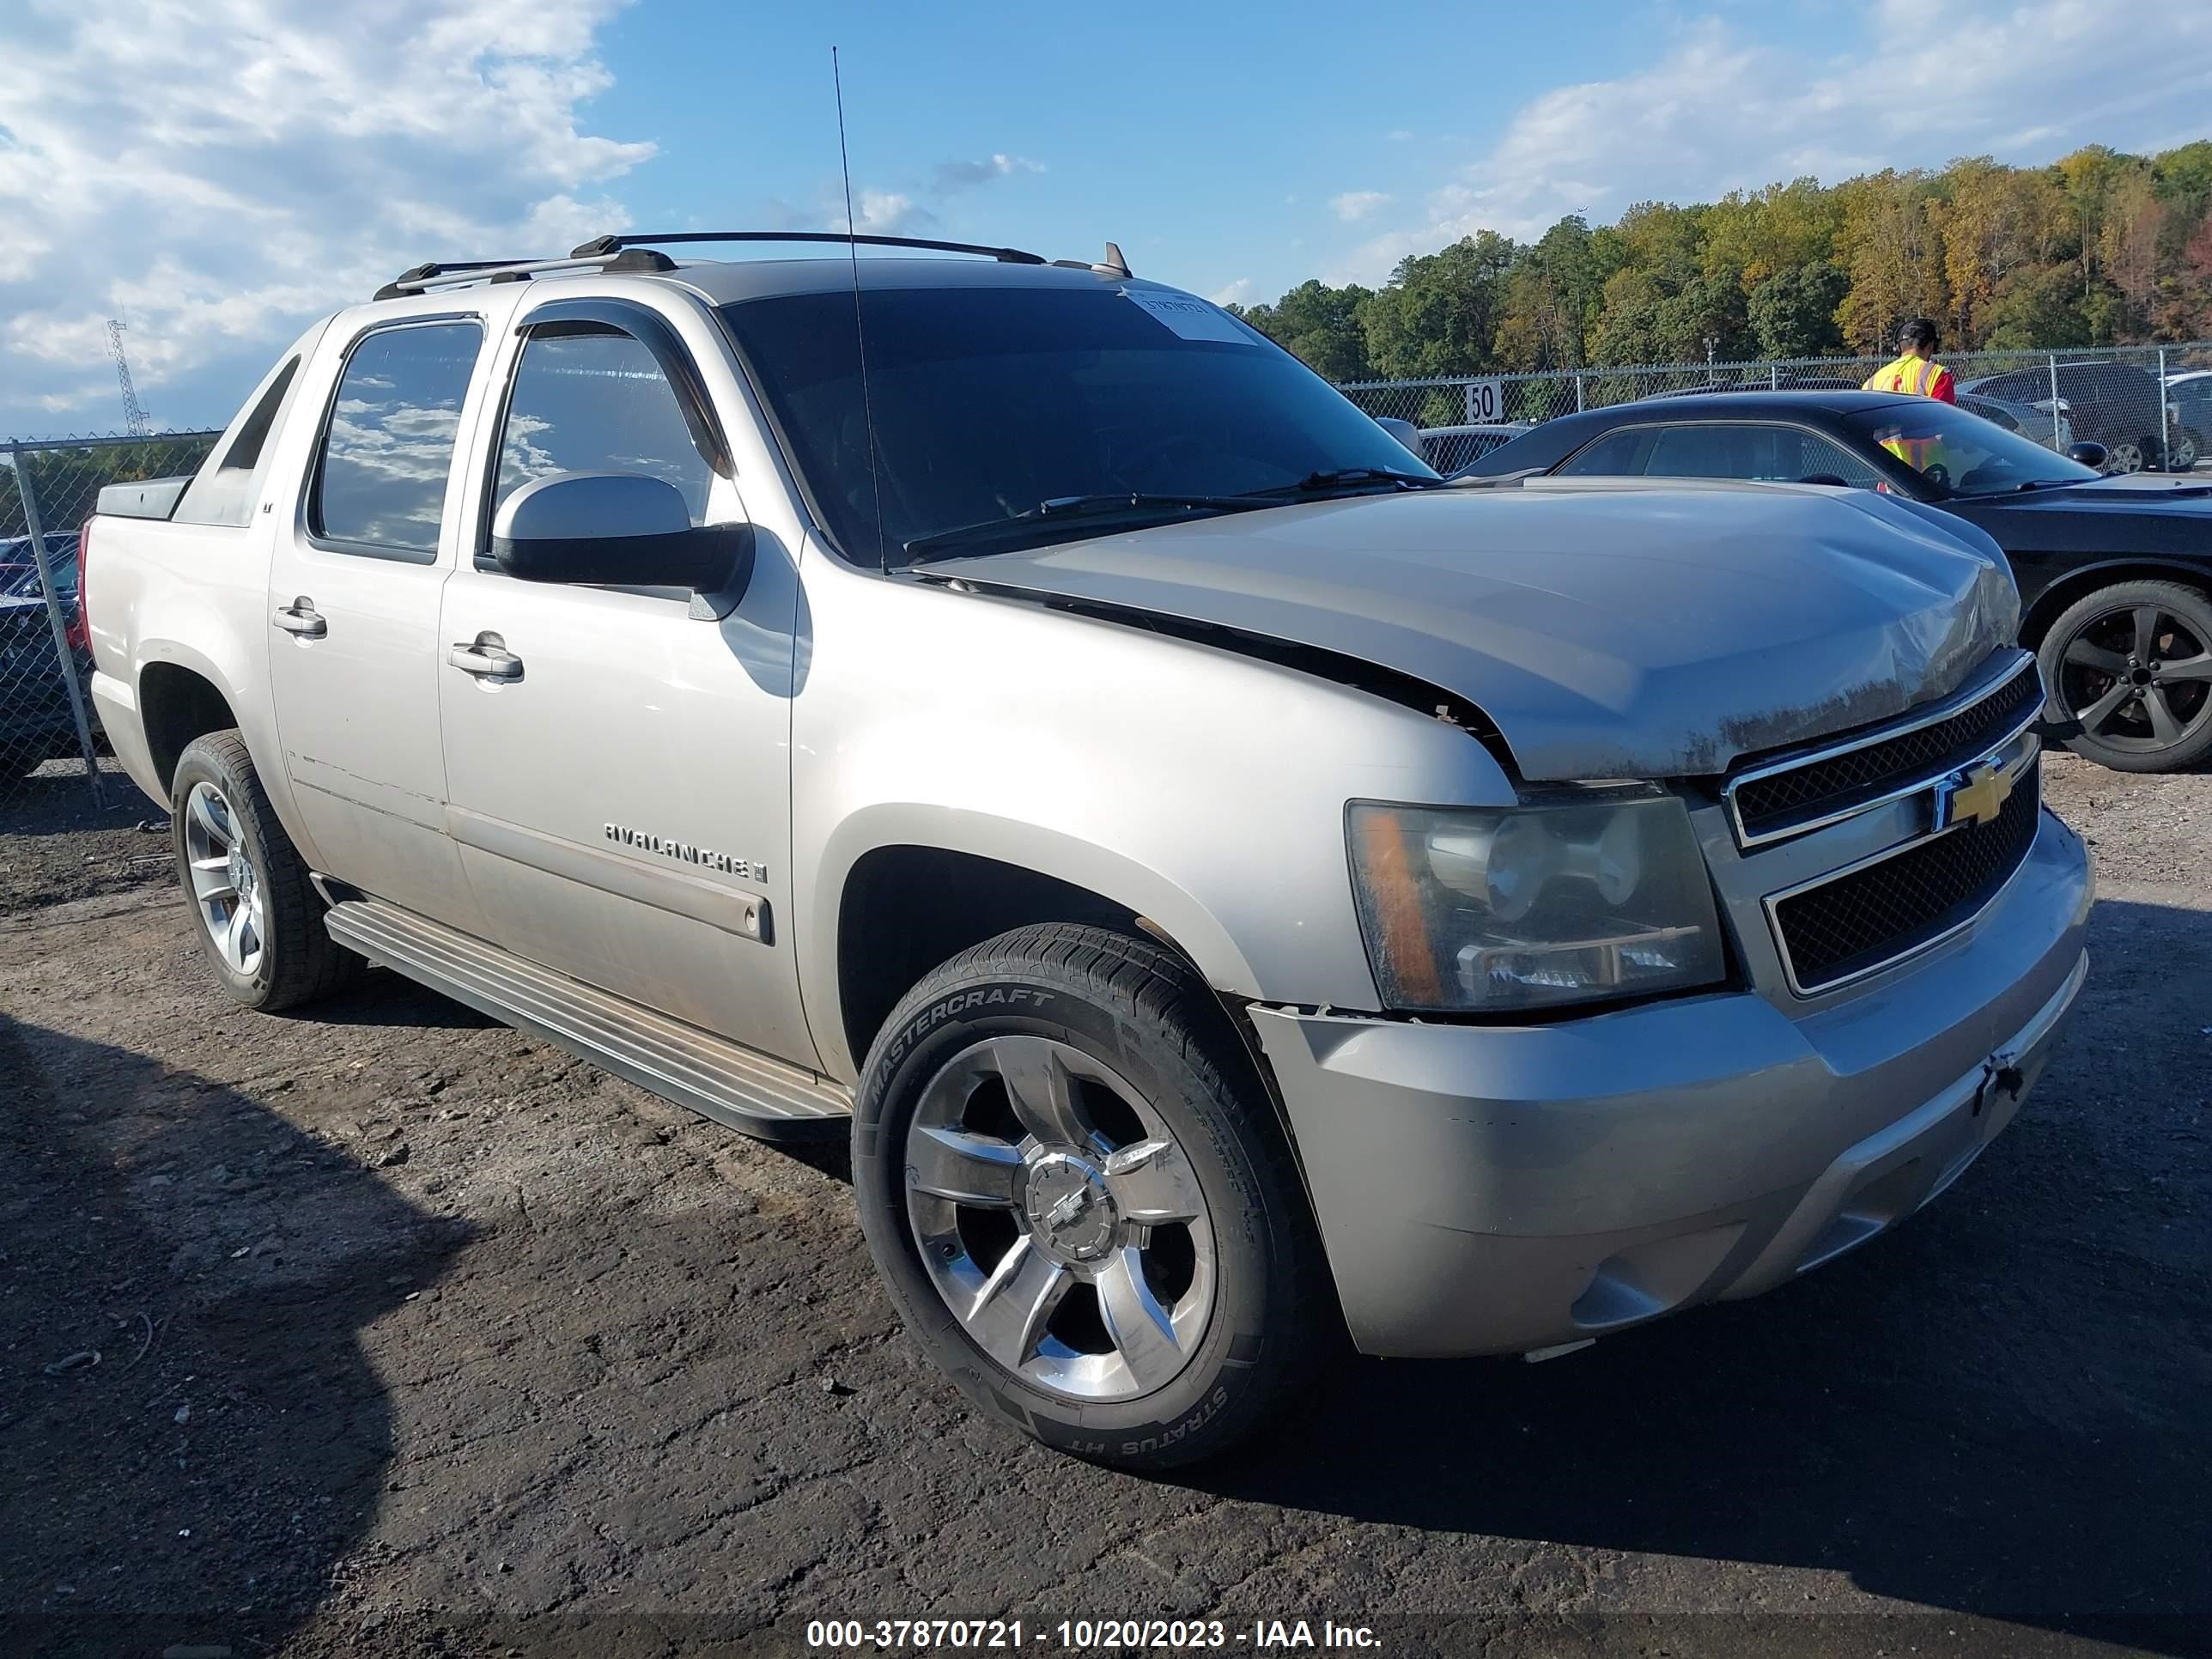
top-left (107, 319), bottom-right (151, 436)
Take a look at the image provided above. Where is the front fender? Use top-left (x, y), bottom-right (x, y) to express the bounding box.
top-left (788, 556), bottom-right (1514, 1080)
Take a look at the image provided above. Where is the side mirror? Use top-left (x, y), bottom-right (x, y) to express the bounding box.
top-left (491, 472), bottom-right (752, 595)
top-left (1375, 416), bottom-right (1423, 459)
top-left (2066, 441), bottom-right (2109, 471)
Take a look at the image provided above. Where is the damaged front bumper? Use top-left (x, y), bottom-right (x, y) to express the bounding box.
top-left (1249, 806), bottom-right (2094, 1358)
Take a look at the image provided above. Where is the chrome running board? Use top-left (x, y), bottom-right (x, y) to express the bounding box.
top-left (322, 892), bottom-right (850, 1141)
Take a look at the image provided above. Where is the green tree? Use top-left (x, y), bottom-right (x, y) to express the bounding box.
top-left (1981, 265), bottom-right (2092, 349)
top-left (1747, 263), bottom-right (1849, 358)
top-left (1360, 231), bottom-right (1518, 379)
top-left (1234, 280), bottom-right (1375, 380)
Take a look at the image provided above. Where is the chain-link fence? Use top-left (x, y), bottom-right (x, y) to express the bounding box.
top-left (1340, 342), bottom-right (2212, 476)
top-left (2, 432), bottom-right (220, 807)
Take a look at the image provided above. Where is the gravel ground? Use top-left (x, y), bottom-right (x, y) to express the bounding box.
top-left (1, 752), bottom-right (2205, 1659)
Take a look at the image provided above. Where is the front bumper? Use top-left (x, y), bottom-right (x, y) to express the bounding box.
top-left (1249, 807), bottom-right (2094, 1358)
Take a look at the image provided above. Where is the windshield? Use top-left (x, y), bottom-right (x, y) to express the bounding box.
top-left (717, 284), bottom-right (1437, 563)
top-left (1844, 404), bottom-right (2100, 496)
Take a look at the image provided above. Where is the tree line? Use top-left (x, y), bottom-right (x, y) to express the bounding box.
top-left (1229, 143), bottom-right (2212, 380)
top-left (2, 438), bottom-right (217, 541)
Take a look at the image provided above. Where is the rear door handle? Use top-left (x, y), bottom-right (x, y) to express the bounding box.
top-left (273, 599), bottom-right (325, 638)
top-left (448, 633), bottom-right (524, 682)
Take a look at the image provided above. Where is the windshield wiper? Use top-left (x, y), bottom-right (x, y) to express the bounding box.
top-left (1240, 467), bottom-right (1444, 498)
top-left (902, 493), bottom-right (1265, 562)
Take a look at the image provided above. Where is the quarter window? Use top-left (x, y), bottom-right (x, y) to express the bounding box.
top-left (492, 327), bottom-right (714, 530)
top-left (311, 322), bottom-right (482, 557)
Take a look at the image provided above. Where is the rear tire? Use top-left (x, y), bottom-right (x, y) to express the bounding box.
top-left (2037, 580), bottom-right (2212, 773)
top-left (852, 923), bottom-right (1330, 1469)
top-left (171, 731), bottom-right (360, 1011)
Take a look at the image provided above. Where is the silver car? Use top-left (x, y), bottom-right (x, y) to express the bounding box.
top-left (85, 233), bottom-right (2091, 1468)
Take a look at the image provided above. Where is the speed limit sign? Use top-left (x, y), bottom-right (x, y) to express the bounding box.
top-left (1462, 378), bottom-right (1505, 422)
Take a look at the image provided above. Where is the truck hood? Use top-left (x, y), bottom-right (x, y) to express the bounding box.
top-left (925, 478), bottom-right (2019, 780)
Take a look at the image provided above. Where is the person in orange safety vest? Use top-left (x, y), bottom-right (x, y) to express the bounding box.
top-left (1864, 319), bottom-right (1956, 474)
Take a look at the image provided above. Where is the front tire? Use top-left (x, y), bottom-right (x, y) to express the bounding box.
top-left (171, 731), bottom-right (358, 1011)
top-left (2037, 580), bottom-right (2212, 773)
top-left (852, 923), bottom-right (1329, 1469)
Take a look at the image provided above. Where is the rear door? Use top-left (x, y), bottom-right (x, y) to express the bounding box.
top-left (434, 294), bottom-right (813, 1064)
top-left (265, 306), bottom-right (509, 933)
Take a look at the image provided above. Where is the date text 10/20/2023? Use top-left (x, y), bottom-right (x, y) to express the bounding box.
top-left (805, 1619), bottom-right (1383, 1650)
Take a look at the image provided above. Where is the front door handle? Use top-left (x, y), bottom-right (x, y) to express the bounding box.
top-left (448, 633), bottom-right (524, 682)
top-left (273, 598), bottom-right (326, 638)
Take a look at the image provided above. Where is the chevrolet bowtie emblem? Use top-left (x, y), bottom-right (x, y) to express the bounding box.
top-left (1936, 759), bottom-right (2014, 830)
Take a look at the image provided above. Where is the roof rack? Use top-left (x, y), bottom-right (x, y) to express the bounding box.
top-left (373, 247), bottom-right (675, 301)
top-left (569, 231), bottom-right (1049, 265)
top-left (373, 231), bottom-right (1127, 303)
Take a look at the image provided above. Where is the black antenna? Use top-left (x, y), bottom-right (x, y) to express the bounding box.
top-left (832, 47), bottom-right (889, 575)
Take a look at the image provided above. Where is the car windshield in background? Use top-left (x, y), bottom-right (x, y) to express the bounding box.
top-left (1844, 404), bottom-right (2100, 496)
top-left (717, 285), bottom-right (1438, 563)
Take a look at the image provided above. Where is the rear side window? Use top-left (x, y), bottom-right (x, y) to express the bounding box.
top-left (490, 327), bottom-right (714, 528)
top-left (1567, 422), bottom-right (1882, 489)
top-left (310, 322), bottom-right (483, 559)
top-left (173, 355), bottom-right (304, 527)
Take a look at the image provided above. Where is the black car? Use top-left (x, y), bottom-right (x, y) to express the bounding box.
top-left (1960, 361), bottom-right (2183, 473)
top-left (1466, 392), bottom-right (2212, 772)
top-left (0, 535), bottom-right (91, 779)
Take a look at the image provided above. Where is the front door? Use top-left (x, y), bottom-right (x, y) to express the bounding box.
top-left (434, 299), bottom-right (812, 1066)
top-left (265, 313), bottom-right (495, 933)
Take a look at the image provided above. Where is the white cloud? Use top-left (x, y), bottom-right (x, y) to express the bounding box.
top-left (1329, 190), bottom-right (1392, 223)
top-left (1209, 278), bottom-right (1255, 307)
top-left (1384, 130), bottom-right (1415, 143)
top-left (1328, 1), bottom-right (2212, 285)
top-left (854, 190), bottom-right (923, 234)
top-left (931, 154), bottom-right (1043, 193)
top-left (0, 0), bottom-right (651, 432)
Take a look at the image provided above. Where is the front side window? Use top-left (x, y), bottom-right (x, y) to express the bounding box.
top-left (310, 322), bottom-right (483, 557)
top-left (718, 284), bottom-right (1437, 564)
top-left (492, 327), bottom-right (714, 529)
top-left (1843, 404), bottom-right (2100, 496)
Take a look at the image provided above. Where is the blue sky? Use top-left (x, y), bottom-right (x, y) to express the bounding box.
top-left (4, 0), bottom-right (2211, 435)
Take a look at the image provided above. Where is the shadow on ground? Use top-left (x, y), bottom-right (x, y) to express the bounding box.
top-left (0, 1014), bottom-right (471, 1656)
top-left (1197, 896), bottom-right (2210, 1653)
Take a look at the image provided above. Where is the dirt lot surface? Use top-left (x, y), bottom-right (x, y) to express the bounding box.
top-left (2, 754), bottom-right (2206, 1659)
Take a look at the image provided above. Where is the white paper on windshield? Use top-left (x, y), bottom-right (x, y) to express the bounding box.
top-left (1121, 288), bottom-right (1255, 344)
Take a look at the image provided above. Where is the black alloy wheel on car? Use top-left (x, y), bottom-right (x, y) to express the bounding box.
top-left (2037, 580), bottom-right (2212, 773)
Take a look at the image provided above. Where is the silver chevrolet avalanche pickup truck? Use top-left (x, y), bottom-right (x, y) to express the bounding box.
top-left (83, 232), bottom-right (2092, 1468)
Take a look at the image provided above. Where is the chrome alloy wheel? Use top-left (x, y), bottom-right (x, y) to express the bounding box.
top-left (903, 1035), bottom-right (1216, 1402)
top-left (183, 780), bottom-right (265, 977)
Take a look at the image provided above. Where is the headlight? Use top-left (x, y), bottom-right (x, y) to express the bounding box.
top-left (1347, 793), bottom-right (1726, 1012)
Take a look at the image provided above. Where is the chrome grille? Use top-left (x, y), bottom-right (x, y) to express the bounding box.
top-left (1768, 756), bottom-right (2041, 995)
top-left (1726, 655), bottom-right (2042, 847)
